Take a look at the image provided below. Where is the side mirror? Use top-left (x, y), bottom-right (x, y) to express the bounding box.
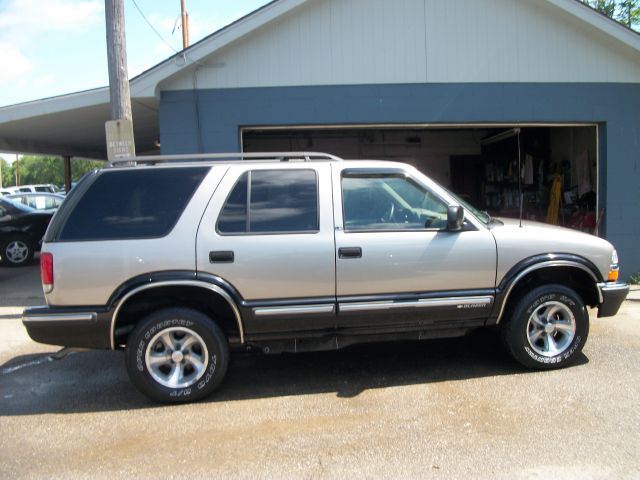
top-left (447, 205), bottom-right (464, 231)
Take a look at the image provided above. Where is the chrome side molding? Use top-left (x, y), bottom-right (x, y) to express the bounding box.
top-left (254, 304), bottom-right (335, 317)
top-left (339, 296), bottom-right (493, 313)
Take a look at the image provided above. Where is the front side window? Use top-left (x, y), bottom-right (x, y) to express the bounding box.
top-left (217, 169), bottom-right (318, 234)
top-left (342, 172), bottom-right (448, 231)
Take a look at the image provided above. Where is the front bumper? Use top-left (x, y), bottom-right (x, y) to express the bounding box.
top-left (22, 306), bottom-right (112, 349)
top-left (597, 282), bottom-right (629, 318)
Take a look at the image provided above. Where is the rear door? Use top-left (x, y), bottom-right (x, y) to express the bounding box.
top-left (333, 166), bottom-right (497, 329)
top-left (196, 163), bottom-right (336, 335)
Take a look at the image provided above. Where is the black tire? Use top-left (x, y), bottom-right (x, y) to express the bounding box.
top-left (501, 284), bottom-right (589, 369)
top-left (1, 235), bottom-right (35, 267)
top-left (125, 307), bottom-right (229, 403)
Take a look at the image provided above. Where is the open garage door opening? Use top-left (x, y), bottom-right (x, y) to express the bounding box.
top-left (243, 124), bottom-right (600, 233)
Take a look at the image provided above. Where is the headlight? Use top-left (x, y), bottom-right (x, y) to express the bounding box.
top-left (612, 249), bottom-right (619, 266)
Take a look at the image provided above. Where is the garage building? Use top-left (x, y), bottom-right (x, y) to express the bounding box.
top-left (0, 0), bottom-right (639, 276)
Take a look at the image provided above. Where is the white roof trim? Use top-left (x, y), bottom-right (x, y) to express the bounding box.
top-left (548, 0), bottom-right (640, 51)
top-left (130, 0), bottom-right (310, 98)
top-left (0, 88), bottom-right (108, 123)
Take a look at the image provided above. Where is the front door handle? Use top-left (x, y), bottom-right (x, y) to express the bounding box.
top-left (338, 247), bottom-right (362, 259)
top-left (209, 251), bottom-right (234, 263)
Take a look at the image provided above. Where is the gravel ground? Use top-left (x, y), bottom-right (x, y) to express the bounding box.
top-left (0, 264), bottom-right (638, 479)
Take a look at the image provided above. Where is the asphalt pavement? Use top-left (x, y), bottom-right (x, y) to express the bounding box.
top-left (0, 262), bottom-right (639, 479)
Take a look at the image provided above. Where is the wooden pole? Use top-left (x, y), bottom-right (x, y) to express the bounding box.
top-left (63, 156), bottom-right (72, 193)
top-left (180, 0), bottom-right (190, 49)
top-left (15, 154), bottom-right (20, 186)
top-left (105, 0), bottom-right (132, 122)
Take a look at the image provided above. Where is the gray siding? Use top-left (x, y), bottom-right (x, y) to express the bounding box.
top-left (160, 0), bottom-right (640, 90)
top-left (159, 83), bottom-right (640, 278)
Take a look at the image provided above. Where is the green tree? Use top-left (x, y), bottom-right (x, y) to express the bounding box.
top-left (0, 158), bottom-right (13, 188)
top-left (582, 0), bottom-right (640, 30)
top-left (617, 0), bottom-right (640, 27)
top-left (70, 158), bottom-right (105, 181)
top-left (1, 156), bottom-right (105, 188)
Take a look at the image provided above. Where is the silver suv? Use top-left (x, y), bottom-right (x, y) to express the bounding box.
top-left (23, 152), bottom-right (629, 403)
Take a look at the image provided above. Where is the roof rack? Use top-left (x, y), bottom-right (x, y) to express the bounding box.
top-left (108, 151), bottom-right (343, 166)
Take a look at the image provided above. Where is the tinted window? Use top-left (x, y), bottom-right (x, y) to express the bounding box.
top-left (217, 172), bottom-right (248, 233)
top-left (59, 167), bottom-right (209, 241)
top-left (217, 169), bottom-right (318, 234)
top-left (342, 173), bottom-right (448, 231)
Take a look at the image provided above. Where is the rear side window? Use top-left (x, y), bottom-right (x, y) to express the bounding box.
top-left (59, 167), bottom-right (209, 241)
top-left (217, 169), bottom-right (318, 234)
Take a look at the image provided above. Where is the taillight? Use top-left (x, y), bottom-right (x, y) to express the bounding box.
top-left (40, 253), bottom-right (54, 293)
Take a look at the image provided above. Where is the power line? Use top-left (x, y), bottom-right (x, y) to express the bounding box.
top-left (130, 0), bottom-right (179, 54)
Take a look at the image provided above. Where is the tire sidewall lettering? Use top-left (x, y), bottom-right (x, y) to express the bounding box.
top-left (197, 354), bottom-right (217, 391)
top-left (524, 335), bottom-right (582, 364)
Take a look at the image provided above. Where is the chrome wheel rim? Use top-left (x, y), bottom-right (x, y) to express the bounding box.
top-left (145, 327), bottom-right (209, 389)
top-left (527, 301), bottom-right (576, 357)
top-left (5, 240), bottom-right (29, 264)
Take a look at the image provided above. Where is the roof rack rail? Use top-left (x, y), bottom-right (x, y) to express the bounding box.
top-left (108, 151), bottom-right (343, 166)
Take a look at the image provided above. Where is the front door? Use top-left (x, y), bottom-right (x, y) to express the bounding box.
top-left (333, 166), bottom-right (497, 329)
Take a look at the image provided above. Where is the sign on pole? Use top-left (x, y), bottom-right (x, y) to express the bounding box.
top-left (105, 119), bottom-right (136, 162)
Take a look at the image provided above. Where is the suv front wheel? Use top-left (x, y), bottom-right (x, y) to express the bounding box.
top-left (125, 308), bottom-right (229, 403)
top-left (501, 284), bottom-right (589, 369)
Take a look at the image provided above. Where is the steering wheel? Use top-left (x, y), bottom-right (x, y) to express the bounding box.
top-left (381, 202), bottom-right (395, 223)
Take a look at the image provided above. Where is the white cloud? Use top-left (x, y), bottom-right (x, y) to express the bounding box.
top-left (0, 0), bottom-right (102, 101)
top-left (0, 0), bottom-right (103, 33)
top-left (0, 42), bottom-right (32, 84)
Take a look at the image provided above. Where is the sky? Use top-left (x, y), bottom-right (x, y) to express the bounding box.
top-left (0, 0), bottom-right (272, 108)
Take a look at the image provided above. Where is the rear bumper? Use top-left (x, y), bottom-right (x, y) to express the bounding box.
top-left (22, 306), bottom-right (112, 349)
top-left (597, 282), bottom-right (629, 318)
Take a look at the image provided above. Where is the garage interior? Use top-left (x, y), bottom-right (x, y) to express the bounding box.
top-left (243, 125), bottom-right (599, 232)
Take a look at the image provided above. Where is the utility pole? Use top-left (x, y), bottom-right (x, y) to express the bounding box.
top-left (104, 0), bottom-right (136, 161)
top-left (105, 0), bottom-right (132, 122)
top-left (180, 0), bottom-right (190, 49)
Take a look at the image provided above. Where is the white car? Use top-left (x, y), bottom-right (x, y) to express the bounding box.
top-left (6, 192), bottom-right (65, 212)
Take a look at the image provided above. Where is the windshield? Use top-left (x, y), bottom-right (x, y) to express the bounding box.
top-left (445, 190), bottom-right (492, 225)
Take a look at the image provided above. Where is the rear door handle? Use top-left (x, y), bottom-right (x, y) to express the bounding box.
top-left (338, 247), bottom-right (362, 259)
top-left (209, 251), bottom-right (234, 263)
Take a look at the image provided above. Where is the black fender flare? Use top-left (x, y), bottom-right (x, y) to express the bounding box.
top-left (107, 271), bottom-right (245, 349)
top-left (491, 254), bottom-right (603, 325)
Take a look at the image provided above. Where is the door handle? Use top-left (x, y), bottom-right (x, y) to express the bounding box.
top-left (339, 247), bottom-right (362, 259)
top-left (209, 251), bottom-right (234, 263)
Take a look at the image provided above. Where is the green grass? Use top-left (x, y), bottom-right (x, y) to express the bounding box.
top-left (630, 273), bottom-right (640, 285)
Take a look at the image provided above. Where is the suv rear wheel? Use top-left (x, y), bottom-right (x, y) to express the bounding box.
top-left (501, 284), bottom-right (589, 369)
top-left (125, 307), bottom-right (229, 403)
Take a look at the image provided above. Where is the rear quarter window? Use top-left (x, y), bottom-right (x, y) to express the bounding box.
top-left (58, 167), bottom-right (209, 241)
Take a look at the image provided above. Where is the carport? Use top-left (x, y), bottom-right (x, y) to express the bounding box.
top-left (0, 87), bottom-right (160, 188)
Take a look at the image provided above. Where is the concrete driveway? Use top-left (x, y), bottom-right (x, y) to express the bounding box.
top-left (1, 263), bottom-right (639, 479)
